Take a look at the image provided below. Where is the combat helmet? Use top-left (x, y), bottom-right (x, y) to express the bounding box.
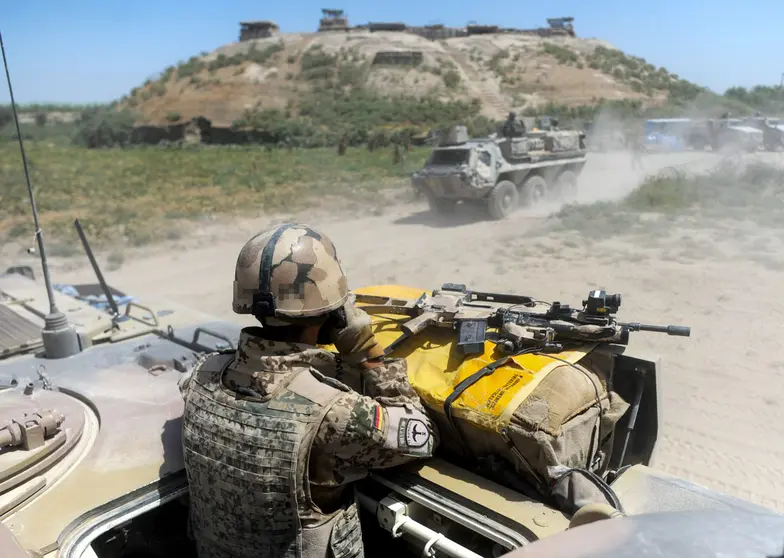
top-left (233, 223), bottom-right (349, 321)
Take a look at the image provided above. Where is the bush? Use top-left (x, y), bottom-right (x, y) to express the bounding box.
top-left (166, 112), bottom-right (181, 122)
top-left (442, 70), bottom-right (461, 89)
top-left (246, 42), bottom-right (284, 65)
top-left (300, 46), bottom-right (337, 72)
top-left (0, 106), bottom-right (12, 129)
top-left (73, 108), bottom-right (136, 148)
top-left (34, 112), bottom-right (48, 127)
top-left (542, 43), bottom-right (579, 65)
top-left (177, 57), bottom-right (205, 79)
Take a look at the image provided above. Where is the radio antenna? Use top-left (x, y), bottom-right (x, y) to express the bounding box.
top-left (1, 31), bottom-right (81, 358)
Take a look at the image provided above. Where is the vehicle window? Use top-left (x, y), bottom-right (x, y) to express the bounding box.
top-left (477, 150), bottom-right (491, 166)
top-left (429, 149), bottom-right (469, 165)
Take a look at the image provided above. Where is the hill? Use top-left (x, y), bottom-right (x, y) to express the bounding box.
top-left (119, 31), bottom-right (704, 127)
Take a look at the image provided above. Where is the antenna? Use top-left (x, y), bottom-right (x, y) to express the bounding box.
top-left (1, 31), bottom-right (81, 359)
top-left (74, 218), bottom-right (120, 318)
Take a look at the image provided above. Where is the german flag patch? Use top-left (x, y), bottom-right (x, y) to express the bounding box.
top-left (372, 404), bottom-right (384, 432)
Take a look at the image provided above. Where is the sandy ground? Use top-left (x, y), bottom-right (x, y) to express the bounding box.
top-left (6, 149), bottom-right (784, 513)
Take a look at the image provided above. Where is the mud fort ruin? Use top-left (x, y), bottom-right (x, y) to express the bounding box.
top-left (238, 9), bottom-right (576, 43)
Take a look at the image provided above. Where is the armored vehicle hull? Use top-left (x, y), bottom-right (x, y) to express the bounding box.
top-left (685, 119), bottom-right (763, 152)
top-left (0, 269), bottom-right (241, 558)
top-left (411, 130), bottom-right (588, 220)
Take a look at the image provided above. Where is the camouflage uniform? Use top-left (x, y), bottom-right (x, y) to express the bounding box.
top-left (180, 222), bottom-right (436, 558)
top-left (180, 331), bottom-right (435, 558)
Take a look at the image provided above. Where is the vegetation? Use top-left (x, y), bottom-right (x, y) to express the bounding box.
top-left (0, 141), bottom-right (429, 249)
top-left (72, 107), bottom-right (136, 148)
top-left (540, 43), bottom-right (579, 66)
top-left (550, 161), bottom-right (784, 239)
top-left (229, 89), bottom-right (485, 148)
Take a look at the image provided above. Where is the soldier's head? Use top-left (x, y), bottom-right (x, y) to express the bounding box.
top-left (508, 112), bottom-right (516, 120)
top-left (233, 223), bottom-right (349, 344)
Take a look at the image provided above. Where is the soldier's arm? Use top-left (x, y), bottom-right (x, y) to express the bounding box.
top-left (354, 357), bottom-right (427, 412)
top-left (314, 389), bottom-right (438, 484)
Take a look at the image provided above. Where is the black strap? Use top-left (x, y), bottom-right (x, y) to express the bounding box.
top-left (443, 355), bottom-right (520, 430)
top-left (253, 223), bottom-right (296, 317)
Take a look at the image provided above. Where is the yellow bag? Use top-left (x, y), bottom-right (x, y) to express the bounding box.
top-left (348, 285), bottom-right (595, 432)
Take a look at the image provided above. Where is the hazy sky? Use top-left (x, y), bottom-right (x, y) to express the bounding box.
top-left (2, 0), bottom-right (783, 104)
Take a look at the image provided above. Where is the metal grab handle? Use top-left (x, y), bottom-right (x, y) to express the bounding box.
top-left (192, 327), bottom-right (235, 350)
top-left (125, 301), bottom-right (159, 327)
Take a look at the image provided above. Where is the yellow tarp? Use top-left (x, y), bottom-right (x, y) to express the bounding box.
top-left (330, 285), bottom-right (595, 432)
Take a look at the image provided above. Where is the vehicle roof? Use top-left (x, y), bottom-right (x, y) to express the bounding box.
top-left (502, 509), bottom-right (784, 557)
top-left (645, 118), bottom-right (692, 123)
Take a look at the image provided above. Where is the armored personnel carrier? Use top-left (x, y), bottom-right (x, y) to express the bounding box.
top-left (410, 125), bottom-right (588, 220)
top-left (685, 118), bottom-right (763, 152)
top-left (742, 115), bottom-right (784, 151)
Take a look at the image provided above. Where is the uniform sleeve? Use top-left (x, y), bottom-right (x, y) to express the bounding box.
top-left (313, 387), bottom-right (438, 486)
top-left (357, 357), bottom-right (427, 413)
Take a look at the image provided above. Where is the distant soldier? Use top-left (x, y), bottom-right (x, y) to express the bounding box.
top-left (337, 134), bottom-right (347, 156)
top-left (502, 112), bottom-right (525, 138)
top-left (393, 143), bottom-right (402, 164)
top-left (626, 126), bottom-right (644, 170)
top-left (401, 131), bottom-right (411, 153)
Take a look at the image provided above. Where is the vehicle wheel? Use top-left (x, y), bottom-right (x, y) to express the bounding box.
top-left (487, 180), bottom-right (519, 220)
top-left (553, 170), bottom-right (578, 200)
top-left (519, 175), bottom-right (548, 207)
top-left (425, 190), bottom-right (457, 215)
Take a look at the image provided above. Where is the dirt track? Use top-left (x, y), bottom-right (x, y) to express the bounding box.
top-left (32, 150), bottom-right (784, 513)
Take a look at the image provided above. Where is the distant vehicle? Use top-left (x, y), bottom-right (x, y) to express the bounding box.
top-left (742, 115), bottom-right (784, 151)
top-left (411, 125), bottom-right (587, 220)
top-left (644, 118), bottom-right (692, 151)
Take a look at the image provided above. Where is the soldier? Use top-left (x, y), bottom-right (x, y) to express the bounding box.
top-left (337, 133), bottom-right (347, 156)
top-left (502, 111), bottom-right (524, 138)
top-left (179, 223), bottom-right (437, 558)
top-left (625, 124), bottom-right (644, 170)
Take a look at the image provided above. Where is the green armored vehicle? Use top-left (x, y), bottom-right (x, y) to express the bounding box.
top-left (411, 125), bottom-right (588, 220)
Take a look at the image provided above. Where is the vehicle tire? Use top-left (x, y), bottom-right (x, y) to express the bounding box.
top-left (553, 170), bottom-right (578, 200)
top-left (487, 180), bottom-right (519, 220)
top-left (519, 175), bottom-right (548, 207)
top-left (425, 190), bottom-right (457, 215)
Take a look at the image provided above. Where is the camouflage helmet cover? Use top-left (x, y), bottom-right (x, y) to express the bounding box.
top-left (233, 223), bottom-right (349, 319)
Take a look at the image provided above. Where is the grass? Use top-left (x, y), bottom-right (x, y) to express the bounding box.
top-left (0, 141), bottom-right (429, 250)
top-left (548, 161), bottom-right (784, 239)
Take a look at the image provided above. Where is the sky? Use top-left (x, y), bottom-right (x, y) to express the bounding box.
top-left (2, 0), bottom-right (784, 105)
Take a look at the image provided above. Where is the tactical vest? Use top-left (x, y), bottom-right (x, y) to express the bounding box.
top-left (182, 352), bottom-right (364, 558)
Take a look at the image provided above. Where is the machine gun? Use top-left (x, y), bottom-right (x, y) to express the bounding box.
top-left (355, 283), bottom-right (690, 356)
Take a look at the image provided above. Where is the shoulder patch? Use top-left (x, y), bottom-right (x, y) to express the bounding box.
top-left (398, 418), bottom-right (431, 449)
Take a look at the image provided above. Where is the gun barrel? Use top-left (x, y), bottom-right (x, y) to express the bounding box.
top-left (622, 322), bottom-right (691, 337)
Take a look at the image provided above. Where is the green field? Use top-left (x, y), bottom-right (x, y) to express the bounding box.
top-left (0, 142), bottom-right (429, 250)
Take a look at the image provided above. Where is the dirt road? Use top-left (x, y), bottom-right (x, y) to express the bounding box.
top-left (17, 149), bottom-right (784, 512)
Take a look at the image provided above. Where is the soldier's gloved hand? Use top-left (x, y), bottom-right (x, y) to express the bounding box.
top-left (330, 301), bottom-right (385, 365)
